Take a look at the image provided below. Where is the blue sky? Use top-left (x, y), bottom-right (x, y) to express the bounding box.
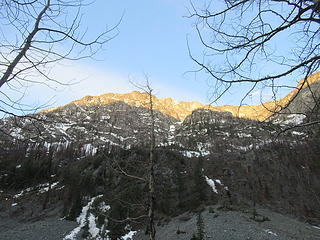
top-left (1, 0), bottom-right (305, 115)
top-left (21, 0), bottom-right (216, 110)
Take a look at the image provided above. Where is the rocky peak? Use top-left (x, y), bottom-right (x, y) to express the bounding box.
top-left (42, 91), bottom-right (208, 121)
top-left (41, 72), bottom-right (320, 122)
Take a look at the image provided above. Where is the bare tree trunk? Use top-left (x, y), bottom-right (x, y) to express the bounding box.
top-left (42, 180), bottom-right (52, 210)
top-left (148, 87), bottom-right (156, 240)
top-left (130, 78), bottom-right (156, 239)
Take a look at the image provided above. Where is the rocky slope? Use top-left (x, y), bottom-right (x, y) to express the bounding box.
top-left (133, 206), bottom-right (320, 240)
top-left (1, 205), bottom-right (319, 240)
top-left (0, 101), bottom-right (305, 159)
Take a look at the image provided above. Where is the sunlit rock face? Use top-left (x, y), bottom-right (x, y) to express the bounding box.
top-left (42, 72), bottom-right (320, 122)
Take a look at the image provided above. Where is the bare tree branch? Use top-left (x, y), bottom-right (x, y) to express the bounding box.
top-left (0, 0), bottom-right (120, 116)
top-left (188, 0), bottom-right (320, 119)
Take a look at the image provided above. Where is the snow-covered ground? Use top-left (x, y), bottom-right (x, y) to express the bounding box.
top-left (64, 195), bottom-right (137, 240)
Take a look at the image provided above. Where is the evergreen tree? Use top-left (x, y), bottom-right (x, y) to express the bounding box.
top-left (192, 157), bottom-right (207, 205)
top-left (190, 233), bottom-right (199, 240)
top-left (196, 212), bottom-right (205, 240)
top-left (107, 201), bottom-right (127, 240)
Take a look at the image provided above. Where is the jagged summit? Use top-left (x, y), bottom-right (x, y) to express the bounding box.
top-left (43, 91), bottom-right (208, 121)
top-left (42, 72), bottom-right (320, 121)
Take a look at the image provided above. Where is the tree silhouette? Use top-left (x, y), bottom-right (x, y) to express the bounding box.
top-left (0, 0), bottom-right (119, 116)
top-left (188, 0), bottom-right (320, 114)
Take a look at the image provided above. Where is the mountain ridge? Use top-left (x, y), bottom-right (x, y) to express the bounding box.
top-left (41, 72), bottom-right (320, 121)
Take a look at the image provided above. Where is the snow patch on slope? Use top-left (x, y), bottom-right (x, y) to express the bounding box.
top-left (180, 149), bottom-right (210, 158)
top-left (63, 195), bottom-right (136, 240)
top-left (64, 195), bottom-right (104, 240)
top-left (205, 176), bottom-right (228, 193)
top-left (273, 114), bottom-right (306, 125)
top-left (14, 182), bottom-right (61, 199)
top-left (205, 176), bottom-right (219, 193)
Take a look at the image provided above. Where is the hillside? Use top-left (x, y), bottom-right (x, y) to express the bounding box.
top-left (0, 74), bottom-right (320, 240)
